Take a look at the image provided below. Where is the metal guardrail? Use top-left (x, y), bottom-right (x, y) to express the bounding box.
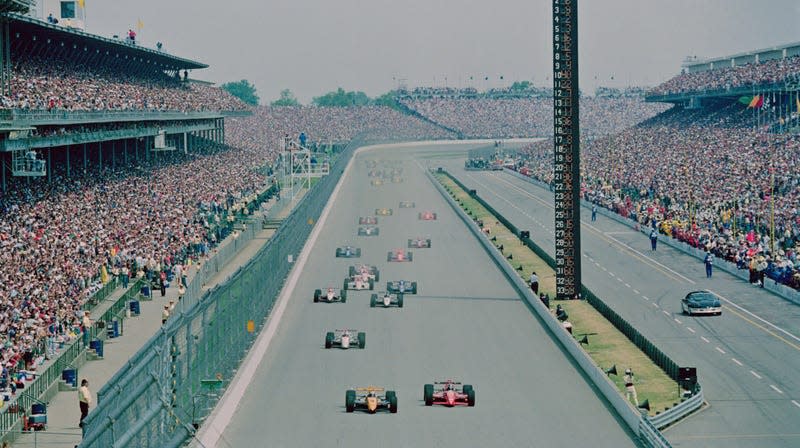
top-left (648, 386), bottom-right (704, 429)
top-left (2, 109), bottom-right (223, 125)
top-left (644, 81), bottom-right (788, 102)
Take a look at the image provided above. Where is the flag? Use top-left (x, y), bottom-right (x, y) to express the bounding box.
top-left (748, 95), bottom-right (763, 108)
top-left (77, 0), bottom-right (85, 8)
top-left (796, 95), bottom-right (800, 114)
top-left (738, 96), bottom-right (753, 106)
top-left (137, 18), bottom-right (144, 30)
top-left (101, 265), bottom-right (109, 284)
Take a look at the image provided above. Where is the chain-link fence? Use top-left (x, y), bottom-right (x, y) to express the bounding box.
top-left (78, 134), bottom-right (370, 448)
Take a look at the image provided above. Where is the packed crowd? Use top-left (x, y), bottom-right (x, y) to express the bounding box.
top-left (0, 138), bottom-right (270, 377)
top-left (401, 96), bottom-right (670, 139)
top-left (225, 105), bottom-right (455, 156)
top-left (649, 54), bottom-right (800, 96)
top-left (517, 102), bottom-right (800, 289)
top-left (0, 56), bottom-right (249, 112)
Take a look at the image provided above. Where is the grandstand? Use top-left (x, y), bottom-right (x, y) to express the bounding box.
top-left (513, 41), bottom-right (800, 292)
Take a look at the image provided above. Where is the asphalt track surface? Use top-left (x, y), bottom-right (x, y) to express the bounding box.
top-left (436, 159), bottom-right (800, 448)
top-left (218, 144), bottom-right (638, 448)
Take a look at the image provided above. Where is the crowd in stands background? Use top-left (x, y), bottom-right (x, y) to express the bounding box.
top-left (514, 101), bottom-right (800, 291)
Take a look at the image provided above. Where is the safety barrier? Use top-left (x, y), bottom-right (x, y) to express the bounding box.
top-left (432, 168), bottom-right (705, 445)
top-left (79, 135), bottom-right (368, 448)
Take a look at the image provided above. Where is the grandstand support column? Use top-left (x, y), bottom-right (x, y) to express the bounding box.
top-left (1, 153), bottom-right (5, 192)
top-left (66, 145), bottom-right (71, 177)
top-left (99, 141), bottom-right (103, 168)
top-left (47, 149), bottom-right (52, 183)
top-left (83, 143), bottom-right (88, 174)
top-left (124, 139), bottom-right (128, 166)
top-left (112, 141), bottom-right (116, 170)
top-left (184, 133), bottom-right (188, 154)
top-left (0, 18), bottom-right (9, 96)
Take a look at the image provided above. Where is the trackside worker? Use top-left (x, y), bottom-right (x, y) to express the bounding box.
top-left (624, 369), bottom-right (638, 406)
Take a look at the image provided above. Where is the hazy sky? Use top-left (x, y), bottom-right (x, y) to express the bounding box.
top-left (73, 0), bottom-right (799, 103)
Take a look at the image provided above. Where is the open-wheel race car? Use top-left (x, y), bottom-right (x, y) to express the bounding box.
top-left (386, 280), bottom-right (418, 295)
top-left (358, 226), bottom-right (380, 236)
top-left (359, 216), bottom-right (378, 225)
top-left (349, 264), bottom-right (379, 281)
top-left (325, 329), bottom-right (365, 349)
top-left (391, 176), bottom-right (403, 183)
top-left (424, 380), bottom-right (475, 407)
top-left (335, 245), bottom-right (361, 258)
top-left (399, 201), bottom-right (416, 208)
top-left (346, 387), bottom-right (397, 413)
top-left (418, 211), bottom-right (437, 221)
top-left (343, 274), bottom-right (374, 291)
top-left (370, 179), bottom-right (384, 187)
top-left (375, 208), bottom-right (393, 216)
top-left (370, 292), bottom-right (404, 308)
top-left (313, 287), bottom-right (347, 303)
top-left (387, 249), bottom-right (413, 262)
top-left (408, 237), bottom-right (431, 248)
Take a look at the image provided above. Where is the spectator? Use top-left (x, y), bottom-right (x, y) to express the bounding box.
top-left (529, 271), bottom-right (539, 295)
top-left (78, 379), bottom-right (91, 427)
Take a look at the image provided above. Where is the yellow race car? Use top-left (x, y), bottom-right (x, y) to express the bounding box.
top-left (375, 208), bottom-right (393, 216)
top-left (346, 387), bottom-right (397, 413)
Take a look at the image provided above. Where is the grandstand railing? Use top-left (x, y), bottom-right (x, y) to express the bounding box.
top-left (645, 81), bottom-right (792, 103)
top-left (2, 109), bottom-right (223, 125)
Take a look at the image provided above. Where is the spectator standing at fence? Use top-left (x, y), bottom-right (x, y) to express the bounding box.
top-left (128, 29), bottom-right (136, 44)
top-left (121, 264), bottom-right (130, 289)
top-left (591, 204), bottom-right (597, 222)
top-left (650, 229), bottom-right (658, 251)
top-left (624, 369), bottom-right (638, 406)
top-left (704, 252), bottom-right (714, 278)
top-left (161, 305), bottom-right (170, 325)
top-left (529, 271), bottom-right (539, 295)
top-left (78, 379), bottom-right (91, 428)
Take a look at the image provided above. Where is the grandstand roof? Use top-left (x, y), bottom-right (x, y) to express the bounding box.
top-left (683, 41), bottom-right (800, 74)
top-left (7, 13), bottom-right (208, 71)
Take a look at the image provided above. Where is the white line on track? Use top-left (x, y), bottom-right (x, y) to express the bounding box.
top-left (715, 346), bottom-right (726, 354)
top-left (618, 277), bottom-right (624, 283)
top-left (701, 336), bottom-right (710, 343)
top-left (594, 262), bottom-right (600, 267)
top-left (608, 271), bottom-right (615, 276)
top-left (653, 302), bottom-right (659, 308)
top-left (770, 385), bottom-right (783, 394)
top-left (750, 370), bottom-right (763, 379)
top-left (792, 400), bottom-right (800, 409)
top-left (708, 290), bottom-right (800, 345)
top-left (662, 310), bottom-right (670, 316)
top-left (731, 358), bottom-right (743, 366)
top-left (601, 266), bottom-right (608, 272)
top-left (624, 283), bottom-right (631, 288)
top-left (642, 295), bottom-right (650, 301)
top-left (687, 327), bottom-right (696, 333)
top-left (674, 318), bottom-right (682, 324)
top-left (633, 289), bottom-right (640, 294)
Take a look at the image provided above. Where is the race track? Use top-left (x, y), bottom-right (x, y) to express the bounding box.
top-left (439, 160), bottom-right (800, 448)
top-left (217, 144), bottom-right (638, 448)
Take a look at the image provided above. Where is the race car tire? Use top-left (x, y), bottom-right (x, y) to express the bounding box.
top-left (407, 239), bottom-right (412, 248)
top-left (411, 282), bottom-right (418, 294)
top-left (343, 279), bottom-right (348, 291)
top-left (388, 393), bottom-right (398, 413)
top-left (335, 249), bottom-right (342, 257)
top-left (386, 390), bottom-right (396, 401)
top-left (358, 332), bottom-right (366, 349)
top-left (432, 213), bottom-right (437, 220)
top-left (467, 389), bottom-right (476, 407)
top-left (374, 269), bottom-right (380, 282)
top-left (369, 279), bottom-right (374, 290)
top-left (325, 332), bottom-right (334, 349)
top-left (427, 239), bottom-right (432, 248)
top-left (397, 294), bottom-right (404, 308)
top-left (370, 294), bottom-right (377, 308)
top-left (314, 289), bottom-right (321, 303)
top-left (346, 390), bottom-right (356, 412)
top-left (407, 252), bottom-right (413, 262)
top-left (355, 248), bottom-right (361, 257)
top-left (349, 266), bottom-right (355, 277)
top-left (424, 384), bottom-right (433, 405)
top-left (341, 290), bottom-right (347, 303)
top-left (463, 384), bottom-right (473, 394)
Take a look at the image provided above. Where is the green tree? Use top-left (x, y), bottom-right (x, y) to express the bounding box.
top-left (372, 91), bottom-right (401, 110)
top-left (313, 88), bottom-right (371, 107)
top-left (271, 89), bottom-right (300, 107)
top-left (510, 80), bottom-right (532, 91)
top-left (220, 79), bottom-right (259, 106)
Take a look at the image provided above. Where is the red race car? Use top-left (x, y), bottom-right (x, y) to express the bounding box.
top-left (387, 249), bottom-right (413, 262)
top-left (424, 380), bottom-right (475, 407)
top-left (418, 211), bottom-right (437, 221)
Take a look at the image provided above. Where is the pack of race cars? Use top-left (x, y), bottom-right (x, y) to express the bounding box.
top-left (311, 159), bottom-right (475, 415)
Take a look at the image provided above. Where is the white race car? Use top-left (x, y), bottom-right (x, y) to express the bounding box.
top-left (386, 280), bottom-right (418, 295)
top-left (313, 287), bottom-right (347, 303)
top-left (370, 292), bottom-right (404, 308)
top-left (358, 226), bottom-right (380, 236)
top-left (344, 273), bottom-right (375, 291)
top-left (325, 329), bottom-right (366, 349)
top-left (349, 264), bottom-right (379, 281)
top-left (408, 237), bottom-right (431, 248)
